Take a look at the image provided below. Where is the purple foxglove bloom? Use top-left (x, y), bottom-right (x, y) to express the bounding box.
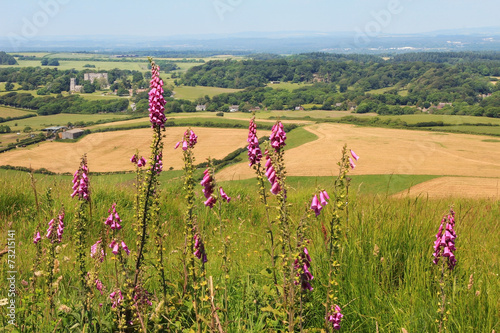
top-left (182, 140), bottom-right (188, 151)
top-left (175, 141), bottom-right (181, 149)
top-left (71, 158), bottom-right (90, 200)
top-left (148, 63), bottom-right (167, 128)
top-left (270, 181), bottom-right (281, 195)
top-left (130, 154), bottom-right (138, 164)
top-left (109, 290), bottom-right (123, 308)
top-left (121, 241), bottom-right (130, 255)
top-left (220, 187), bottom-right (231, 202)
top-left (95, 279), bottom-right (104, 295)
top-left (350, 149), bottom-right (359, 161)
top-left (46, 219), bottom-right (55, 239)
top-left (319, 191), bottom-right (328, 206)
top-left (310, 195), bottom-right (319, 210)
top-left (349, 157), bottom-right (356, 169)
top-left (326, 305), bottom-right (343, 330)
top-left (33, 231), bottom-right (41, 244)
top-left (137, 157), bottom-right (146, 167)
top-left (247, 119), bottom-right (263, 166)
top-left (56, 212), bottom-right (64, 243)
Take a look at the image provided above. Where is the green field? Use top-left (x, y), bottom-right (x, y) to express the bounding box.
top-left (1, 112), bottom-right (132, 131)
top-left (173, 85), bottom-right (242, 101)
top-left (383, 114), bottom-right (500, 125)
top-left (0, 106), bottom-right (36, 118)
top-left (266, 81), bottom-right (313, 91)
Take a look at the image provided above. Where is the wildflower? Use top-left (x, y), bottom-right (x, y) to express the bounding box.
top-left (175, 129), bottom-right (198, 150)
top-left (46, 219), bottom-right (55, 239)
top-left (247, 118), bottom-right (262, 166)
top-left (56, 210), bottom-right (65, 243)
top-left (152, 153), bottom-right (163, 174)
top-left (311, 190), bottom-right (330, 216)
top-left (432, 209), bottom-right (457, 269)
top-left (269, 121), bottom-right (286, 151)
top-left (71, 159), bottom-right (89, 200)
top-left (148, 62), bottom-right (167, 128)
top-left (109, 290), bottom-right (123, 308)
top-left (348, 157), bottom-right (356, 169)
top-left (109, 240), bottom-right (119, 255)
top-left (137, 157), bottom-right (147, 167)
top-left (33, 231), bottom-right (41, 244)
top-left (326, 304), bottom-right (344, 330)
top-left (310, 194), bottom-right (322, 217)
top-left (201, 168), bottom-right (216, 208)
top-left (294, 247), bottom-right (314, 291)
top-left (194, 234), bottom-right (208, 263)
top-left (130, 154), bottom-right (138, 164)
top-left (265, 151), bottom-right (281, 195)
top-left (121, 241), bottom-right (130, 255)
top-left (350, 149), bottom-right (359, 161)
top-left (133, 285), bottom-right (153, 307)
top-left (91, 240), bottom-right (105, 262)
top-left (219, 187), bottom-right (231, 202)
top-left (95, 279), bottom-right (104, 295)
top-left (105, 203), bottom-right (122, 230)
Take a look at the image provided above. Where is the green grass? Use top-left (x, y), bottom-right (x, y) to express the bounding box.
top-left (266, 82), bottom-right (313, 91)
top-left (0, 106), bottom-right (36, 118)
top-left (173, 85), bottom-right (242, 101)
top-left (0, 167), bottom-right (498, 331)
top-left (1, 113), bottom-right (131, 131)
top-left (383, 114), bottom-right (500, 126)
top-left (427, 125), bottom-right (500, 136)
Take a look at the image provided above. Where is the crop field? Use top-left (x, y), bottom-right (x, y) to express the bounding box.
top-left (217, 123), bottom-right (500, 197)
top-left (0, 127), bottom-right (249, 173)
top-left (393, 176), bottom-right (500, 199)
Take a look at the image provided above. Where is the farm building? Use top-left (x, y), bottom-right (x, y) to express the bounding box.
top-left (62, 129), bottom-right (84, 140)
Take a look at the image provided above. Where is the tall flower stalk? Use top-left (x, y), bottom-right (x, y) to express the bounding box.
top-left (71, 155), bottom-right (94, 329)
top-left (433, 208), bottom-right (457, 333)
top-left (324, 146), bottom-right (357, 332)
top-left (247, 117), bottom-right (280, 296)
top-left (133, 58), bottom-right (166, 295)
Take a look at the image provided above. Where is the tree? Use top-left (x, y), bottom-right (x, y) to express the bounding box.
top-left (48, 59), bottom-right (60, 66)
top-left (4, 82), bottom-right (14, 91)
top-left (41, 59), bottom-right (49, 66)
top-left (83, 82), bottom-right (95, 93)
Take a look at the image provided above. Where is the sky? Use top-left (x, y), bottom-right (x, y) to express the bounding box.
top-left (0, 0), bottom-right (499, 39)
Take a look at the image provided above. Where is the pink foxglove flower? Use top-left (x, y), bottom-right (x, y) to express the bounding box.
top-left (33, 231), bottom-right (41, 244)
top-left (265, 151), bottom-right (282, 195)
top-left (269, 121), bottom-right (286, 151)
top-left (133, 285), bottom-right (153, 307)
top-left (311, 190), bottom-right (330, 216)
top-left (148, 62), bottom-right (167, 128)
top-left (194, 234), bottom-right (208, 263)
top-left (109, 290), bottom-right (123, 308)
top-left (201, 168), bottom-right (217, 208)
top-left (130, 154), bottom-right (138, 164)
top-left (247, 118), bottom-right (262, 166)
top-left (176, 129), bottom-right (198, 150)
top-left (348, 157), bottom-right (356, 169)
top-left (91, 240), bottom-right (105, 262)
top-left (71, 158), bottom-right (90, 200)
top-left (350, 149), bottom-right (359, 161)
top-left (46, 218), bottom-right (55, 239)
top-left (121, 241), bottom-right (130, 255)
top-left (432, 209), bottom-right (457, 269)
top-left (137, 157), bottom-right (147, 167)
top-left (326, 304), bottom-right (344, 330)
top-left (95, 279), bottom-right (104, 295)
top-left (219, 187), bottom-right (231, 202)
top-left (109, 240), bottom-right (119, 255)
top-left (105, 203), bottom-right (122, 230)
top-left (56, 210), bottom-right (65, 243)
top-left (294, 247), bottom-right (314, 291)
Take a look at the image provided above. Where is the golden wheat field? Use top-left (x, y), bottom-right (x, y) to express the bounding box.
top-left (0, 127), bottom-right (248, 173)
top-left (217, 123), bottom-right (500, 197)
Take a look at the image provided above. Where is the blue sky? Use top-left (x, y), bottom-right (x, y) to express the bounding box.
top-left (0, 0), bottom-right (499, 38)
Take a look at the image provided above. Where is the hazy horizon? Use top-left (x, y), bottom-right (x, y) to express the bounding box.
top-left (1, 0), bottom-right (500, 38)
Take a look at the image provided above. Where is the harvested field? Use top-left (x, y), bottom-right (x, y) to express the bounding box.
top-left (217, 123), bottom-right (500, 181)
top-left (392, 177), bottom-right (500, 199)
top-left (0, 127), bottom-right (248, 173)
